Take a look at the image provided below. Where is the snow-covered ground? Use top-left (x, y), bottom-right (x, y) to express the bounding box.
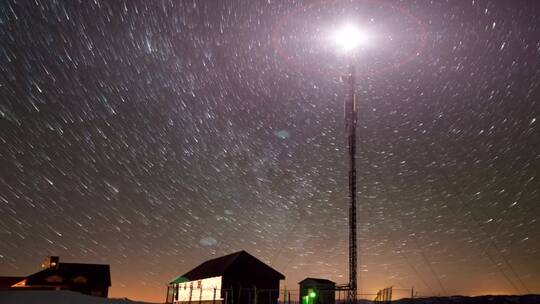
top-left (0, 290), bottom-right (159, 304)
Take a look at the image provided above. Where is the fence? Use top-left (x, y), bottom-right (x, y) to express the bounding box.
top-left (165, 287), bottom-right (415, 304)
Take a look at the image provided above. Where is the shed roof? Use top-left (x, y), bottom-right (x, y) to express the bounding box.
top-left (299, 278), bottom-right (336, 285)
top-left (25, 263), bottom-right (111, 287)
top-left (172, 250), bottom-right (284, 283)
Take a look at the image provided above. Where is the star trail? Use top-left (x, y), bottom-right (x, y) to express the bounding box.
top-left (1, 0), bottom-right (539, 302)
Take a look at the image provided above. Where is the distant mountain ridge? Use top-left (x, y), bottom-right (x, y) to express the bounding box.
top-left (385, 294), bottom-right (540, 304)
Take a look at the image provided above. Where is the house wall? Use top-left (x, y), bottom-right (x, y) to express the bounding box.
top-left (222, 273), bottom-right (281, 304)
top-left (174, 276), bottom-right (222, 303)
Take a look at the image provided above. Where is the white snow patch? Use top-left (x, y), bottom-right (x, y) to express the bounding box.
top-left (0, 290), bottom-right (157, 304)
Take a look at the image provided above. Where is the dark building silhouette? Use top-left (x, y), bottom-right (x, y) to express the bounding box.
top-left (0, 256), bottom-right (111, 298)
top-left (167, 250), bottom-right (285, 304)
top-left (299, 278), bottom-right (336, 304)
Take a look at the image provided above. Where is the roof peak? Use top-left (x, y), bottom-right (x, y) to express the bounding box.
top-left (299, 277), bottom-right (336, 284)
top-left (175, 250), bottom-right (284, 283)
top-left (59, 262), bottom-right (110, 266)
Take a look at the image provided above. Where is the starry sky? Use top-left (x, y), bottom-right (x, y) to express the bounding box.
top-left (1, 0), bottom-right (539, 302)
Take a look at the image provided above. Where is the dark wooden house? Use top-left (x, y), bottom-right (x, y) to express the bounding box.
top-left (1, 256), bottom-right (111, 298)
top-left (167, 250), bottom-right (285, 304)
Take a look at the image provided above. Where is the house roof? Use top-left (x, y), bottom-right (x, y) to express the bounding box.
top-left (25, 263), bottom-right (111, 287)
top-left (299, 277), bottom-right (336, 285)
top-left (172, 250), bottom-right (284, 283)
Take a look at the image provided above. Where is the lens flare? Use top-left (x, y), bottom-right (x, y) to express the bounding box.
top-left (331, 24), bottom-right (370, 53)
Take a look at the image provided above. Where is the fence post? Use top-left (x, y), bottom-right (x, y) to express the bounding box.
top-left (165, 285), bottom-right (171, 304)
top-left (253, 286), bottom-right (257, 304)
top-left (213, 288), bottom-right (217, 304)
top-left (199, 286), bottom-right (203, 304)
top-left (288, 291), bottom-right (291, 304)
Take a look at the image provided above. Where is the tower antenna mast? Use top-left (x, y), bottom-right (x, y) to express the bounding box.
top-left (345, 63), bottom-right (358, 304)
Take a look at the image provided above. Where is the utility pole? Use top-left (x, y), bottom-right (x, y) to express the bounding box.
top-left (345, 63), bottom-right (358, 304)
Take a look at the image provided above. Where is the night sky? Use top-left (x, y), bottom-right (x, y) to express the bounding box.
top-left (1, 0), bottom-right (539, 302)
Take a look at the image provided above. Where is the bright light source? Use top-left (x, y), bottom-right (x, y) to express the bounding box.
top-left (331, 24), bottom-right (369, 53)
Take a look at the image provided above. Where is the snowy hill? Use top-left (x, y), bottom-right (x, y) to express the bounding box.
top-left (0, 290), bottom-right (159, 304)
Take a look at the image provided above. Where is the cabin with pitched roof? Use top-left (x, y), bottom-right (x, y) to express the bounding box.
top-left (166, 250), bottom-right (285, 304)
top-left (0, 256), bottom-right (111, 298)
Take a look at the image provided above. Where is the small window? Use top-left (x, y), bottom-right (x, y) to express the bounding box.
top-left (45, 275), bottom-right (63, 283)
top-left (73, 276), bottom-right (88, 284)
